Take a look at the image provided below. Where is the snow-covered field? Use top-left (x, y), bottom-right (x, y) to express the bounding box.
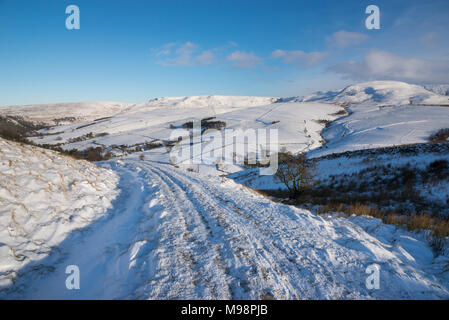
top-left (28, 97), bottom-right (341, 161)
top-left (1, 81), bottom-right (449, 299)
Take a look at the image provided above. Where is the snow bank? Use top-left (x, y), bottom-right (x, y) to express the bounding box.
top-left (0, 138), bottom-right (119, 288)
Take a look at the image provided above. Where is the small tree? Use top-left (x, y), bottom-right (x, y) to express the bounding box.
top-left (274, 152), bottom-right (315, 198)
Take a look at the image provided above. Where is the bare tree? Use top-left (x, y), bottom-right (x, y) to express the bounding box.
top-left (274, 152), bottom-right (315, 198)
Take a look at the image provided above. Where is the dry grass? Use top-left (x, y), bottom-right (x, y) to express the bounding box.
top-left (429, 128), bottom-right (449, 143)
top-left (408, 214), bottom-right (434, 232)
top-left (315, 202), bottom-right (345, 214)
top-left (384, 214), bottom-right (406, 226)
top-left (314, 203), bottom-right (449, 254)
top-left (346, 203), bottom-right (383, 218)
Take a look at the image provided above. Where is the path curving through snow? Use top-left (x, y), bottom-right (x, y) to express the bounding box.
top-left (2, 160), bottom-right (448, 299)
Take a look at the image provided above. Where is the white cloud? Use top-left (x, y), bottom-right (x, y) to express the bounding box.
top-left (270, 30), bottom-right (366, 69)
top-left (271, 49), bottom-right (327, 68)
top-left (154, 42), bottom-right (218, 67)
top-left (325, 30), bottom-right (368, 49)
top-left (226, 51), bottom-right (262, 69)
top-left (161, 41), bottom-right (198, 66)
top-left (196, 50), bottom-right (215, 65)
top-left (151, 42), bottom-right (177, 57)
top-left (329, 50), bottom-right (449, 83)
top-left (420, 32), bottom-right (440, 48)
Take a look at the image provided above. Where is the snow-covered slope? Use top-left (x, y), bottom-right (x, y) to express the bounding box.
top-left (0, 97), bottom-right (277, 126)
top-left (425, 85), bottom-right (449, 96)
top-left (326, 81), bottom-right (449, 106)
top-left (236, 81), bottom-right (449, 158)
top-left (0, 102), bottom-right (133, 125)
top-left (302, 81), bottom-right (449, 157)
top-left (298, 81), bottom-right (449, 106)
top-left (29, 98), bottom-right (342, 166)
top-left (2, 160), bottom-right (448, 299)
top-left (310, 104), bottom-right (449, 157)
top-left (0, 138), bottom-right (119, 289)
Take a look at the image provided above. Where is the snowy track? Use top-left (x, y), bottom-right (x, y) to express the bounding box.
top-left (3, 160), bottom-right (448, 299)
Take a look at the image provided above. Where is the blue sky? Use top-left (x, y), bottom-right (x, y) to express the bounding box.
top-left (1, 0), bottom-right (448, 106)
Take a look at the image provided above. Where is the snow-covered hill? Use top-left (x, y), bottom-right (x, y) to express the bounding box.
top-left (322, 81), bottom-right (449, 106)
top-left (0, 102), bottom-right (133, 125)
top-left (27, 98), bottom-right (343, 170)
top-left (295, 81), bottom-right (449, 106)
top-left (0, 138), bottom-right (119, 290)
top-left (302, 81), bottom-right (449, 157)
top-left (144, 95), bottom-right (279, 110)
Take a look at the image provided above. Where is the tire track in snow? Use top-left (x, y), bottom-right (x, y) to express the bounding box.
top-left (151, 164), bottom-right (350, 299)
top-left (138, 163), bottom-right (232, 299)
top-left (144, 163), bottom-right (449, 300)
top-left (149, 164), bottom-right (303, 299)
top-left (146, 163), bottom-right (286, 299)
top-left (5, 160), bottom-right (448, 299)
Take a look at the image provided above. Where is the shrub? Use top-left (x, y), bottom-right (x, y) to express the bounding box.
top-left (139, 154), bottom-right (145, 161)
top-left (274, 152), bottom-right (315, 198)
top-left (429, 128), bottom-right (449, 143)
top-left (86, 147), bottom-right (104, 161)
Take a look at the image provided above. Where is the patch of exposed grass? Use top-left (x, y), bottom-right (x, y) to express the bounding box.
top-left (315, 203), bottom-right (449, 254)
